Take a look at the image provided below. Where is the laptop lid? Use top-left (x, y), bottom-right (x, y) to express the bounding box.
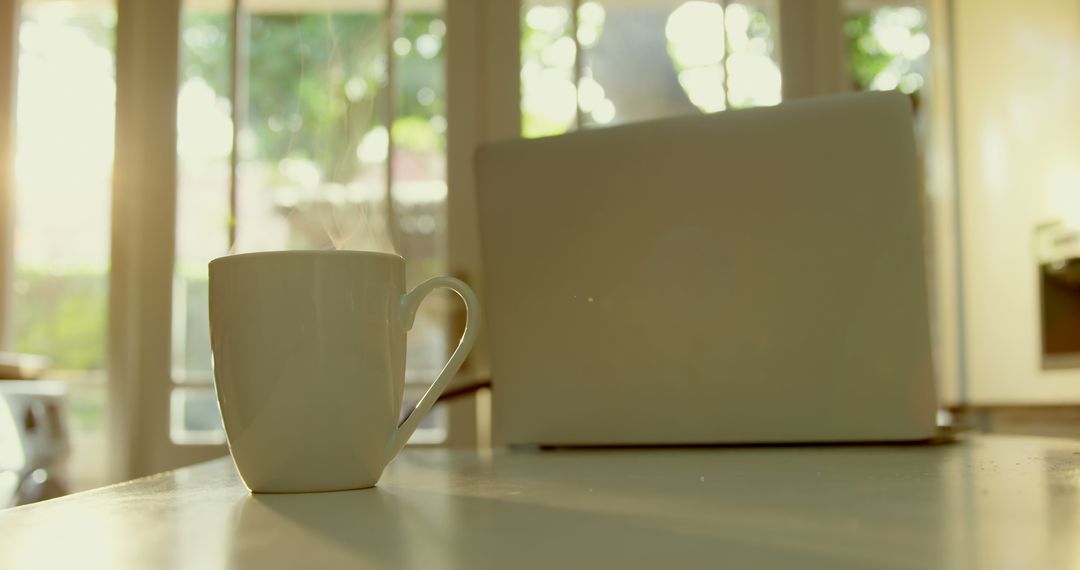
top-left (476, 91), bottom-right (937, 445)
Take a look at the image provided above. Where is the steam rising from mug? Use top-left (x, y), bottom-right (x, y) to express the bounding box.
top-left (227, 191), bottom-right (396, 256)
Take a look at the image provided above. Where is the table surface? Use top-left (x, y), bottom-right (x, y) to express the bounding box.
top-left (1, 434), bottom-right (1079, 569)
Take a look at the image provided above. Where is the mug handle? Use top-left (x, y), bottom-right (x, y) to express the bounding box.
top-left (386, 276), bottom-right (481, 458)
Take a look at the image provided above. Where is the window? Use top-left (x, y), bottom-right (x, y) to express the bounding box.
top-left (521, 0), bottom-right (781, 137)
top-left (843, 5), bottom-right (929, 98)
top-left (170, 0), bottom-right (449, 445)
top-left (172, 2), bottom-right (232, 444)
top-left (10, 0), bottom-right (117, 491)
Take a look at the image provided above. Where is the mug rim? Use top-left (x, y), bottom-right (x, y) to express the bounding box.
top-left (210, 250), bottom-right (404, 266)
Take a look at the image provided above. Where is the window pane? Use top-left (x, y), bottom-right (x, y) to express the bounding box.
top-left (394, 3), bottom-right (450, 380)
top-left (521, 0), bottom-right (576, 138)
top-left (844, 5), bottom-right (930, 98)
top-left (844, 4), bottom-right (936, 353)
top-left (170, 386), bottom-right (225, 444)
top-left (235, 11), bottom-right (391, 254)
top-left (170, 3), bottom-right (450, 443)
top-left (583, 0), bottom-right (780, 125)
top-left (578, 0), bottom-right (692, 126)
top-left (174, 5), bottom-right (232, 384)
top-left (235, 5), bottom-right (450, 382)
top-left (719, 2), bottom-right (781, 109)
top-left (401, 383), bottom-right (447, 445)
top-left (522, 1), bottom-right (781, 132)
top-left (12, 2), bottom-right (114, 370)
top-left (11, 0), bottom-right (116, 492)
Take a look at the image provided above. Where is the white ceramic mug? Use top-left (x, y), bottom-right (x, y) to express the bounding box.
top-left (209, 251), bottom-right (480, 493)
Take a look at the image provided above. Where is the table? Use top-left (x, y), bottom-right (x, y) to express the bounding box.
top-left (1, 434), bottom-right (1078, 569)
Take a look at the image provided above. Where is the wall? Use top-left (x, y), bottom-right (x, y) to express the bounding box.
top-left (954, 0), bottom-right (1080, 403)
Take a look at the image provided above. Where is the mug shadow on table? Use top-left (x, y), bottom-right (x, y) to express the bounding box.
top-left (228, 483), bottom-right (876, 570)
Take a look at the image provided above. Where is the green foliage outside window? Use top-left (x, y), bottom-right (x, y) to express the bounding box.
top-left (16, 10), bottom-right (447, 372)
top-left (14, 271), bottom-right (107, 370)
top-left (844, 7), bottom-right (929, 98)
top-left (182, 11), bottom-right (444, 182)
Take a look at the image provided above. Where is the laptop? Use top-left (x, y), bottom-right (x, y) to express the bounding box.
top-left (475, 91), bottom-right (938, 446)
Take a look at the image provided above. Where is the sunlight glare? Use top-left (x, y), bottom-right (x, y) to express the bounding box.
top-left (591, 99), bottom-right (615, 124)
top-left (727, 53), bottom-right (781, 107)
top-left (14, 8), bottom-right (115, 269)
top-left (724, 3), bottom-right (750, 53)
top-left (278, 158), bottom-right (321, 190)
top-left (526, 5), bottom-right (568, 33)
top-left (542, 36), bottom-right (576, 68)
top-left (577, 2), bottom-right (605, 48)
top-left (871, 69), bottom-right (900, 90)
top-left (177, 78), bottom-right (233, 162)
top-left (522, 68), bottom-right (577, 126)
top-left (356, 126), bottom-right (389, 164)
top-left (903, 33), bottom-right (931, 60)
top-left (677, 67), bottom-right (726, 113)
top-left (577, 75), bottom-right (606, 113)
top-left (666, 1), bottom-right (725, 68)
